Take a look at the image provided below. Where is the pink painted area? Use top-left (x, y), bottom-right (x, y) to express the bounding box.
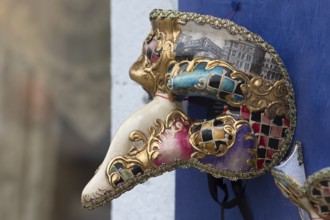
top-left (148, 40), bottom-right (158, 50)
top-left (142, 39), bottom-right (160, 63)
top-left (143, 44), bottom-right (147, 55)
top-left (267, 149), bottom-right (276, 158)
top-left (252, 123), bottom-right (260, 133)
top-left (240, 105), bottom-right (250, 120)
top-left (262, 114), bottom-right (272, 124)
top-left (270, 126), bottom-right (282, 138)
top-left (151, 53), bottom-right (159, 63)
top-left (259, 136), bottom-right (268, 146)
top-left (153, 119), bottom-right (193, 166)
top-left (323, 188), bottom-right (330, 196)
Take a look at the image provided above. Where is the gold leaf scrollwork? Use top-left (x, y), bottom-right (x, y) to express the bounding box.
top-left (130, 18), bottom-right (183, 98)
top-left (274, 174), bottom-right (305, 209)
top-left (194, 78), bottom-right (207, 90)
top-left (189, 114), bottom-right (255, 159)
top-left (307, 171), bottom-right (330, 219)
top-left (228, 72), bottom-right (289, 119)
top-left (168, 58), bottom-right (289, 119)
top-left (107, 110), bottom-right (190, 188)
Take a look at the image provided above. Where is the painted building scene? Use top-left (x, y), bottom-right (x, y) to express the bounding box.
top-left (175, 33), bottom-right (281, 82)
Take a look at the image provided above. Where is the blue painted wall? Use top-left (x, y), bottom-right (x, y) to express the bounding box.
top-left (176, 1), bottom-right (330, 219)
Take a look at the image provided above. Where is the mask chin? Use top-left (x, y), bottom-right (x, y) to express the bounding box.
top-left (81, 95), bottom-right (183, 209)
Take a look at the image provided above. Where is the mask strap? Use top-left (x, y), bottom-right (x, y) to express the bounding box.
top-left (231, 180), bottom-right (252, 220)
top-left (207, 174), bottom-right (252, 220)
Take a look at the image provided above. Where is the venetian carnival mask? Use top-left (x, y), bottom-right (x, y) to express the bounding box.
top-left (82, 9), bottom-right (296, 210)
top-left (272, 142), bottom-right (330, 220)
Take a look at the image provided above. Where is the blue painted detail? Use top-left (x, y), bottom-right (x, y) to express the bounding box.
top-left (177, 0), bottom-right (330, 219)
top-left (172, 73), bottom-right (205, 89)
top-left (219, 77), bottom-right (235, 93)
top-left (231, 94), bottom-right (244, 102)
top-left (170, 61), bottom-right (243, 101)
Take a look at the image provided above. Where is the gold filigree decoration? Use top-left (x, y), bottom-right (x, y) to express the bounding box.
top-left (168, 58), bottom-right (289, 119)
top-left (273, 168), bottom-right (330, 220)
top-left (306, 169), bottom-right (330, 219)
top-left (169, 58), bottom-right (238, 78)
top-left (194, 78), bottom-right (207, 90)
top-left (295, 141), bottom-right (304, 166)
top-left (272, 169), bottom-right (306, 209)
top-left (246, 148), bottom-right (257, 168)
top-left (106, 110), bottom-right (190, 188)
top-left (228, 71), bottom-right (289, 119)
top-left (189, 114), bottom-right (256, 162)
top-left (129, 18), bottom-right (185, 98)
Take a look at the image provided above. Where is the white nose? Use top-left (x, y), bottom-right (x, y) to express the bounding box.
top-left (81, 94), bottom-right (183, 209)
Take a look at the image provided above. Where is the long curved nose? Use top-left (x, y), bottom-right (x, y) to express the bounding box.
top-left (81, 95), bottom-right (183, 209)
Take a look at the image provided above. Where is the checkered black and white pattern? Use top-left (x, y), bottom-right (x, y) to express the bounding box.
top-left (143, 38), bottom-right (161, 63)
top-left (196, 118), bottom-right (231, 153)
top-left (240, 105), bottom-right (289, 169)
top-left (310, 180), bottom-right (330, 217)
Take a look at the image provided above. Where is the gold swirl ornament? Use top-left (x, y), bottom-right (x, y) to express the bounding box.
top-left (106, 110), bottom-right (190, 188)
top-left (227, 71), bottom-right (289, 119)
top-left (189, 114), bottom-right (254, 159)
top-left (272, 143), bottom-right (330, 220)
